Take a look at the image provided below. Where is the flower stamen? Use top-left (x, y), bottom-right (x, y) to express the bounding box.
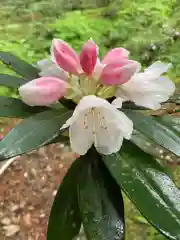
top-left (83, 113), bottom-right (88, 129)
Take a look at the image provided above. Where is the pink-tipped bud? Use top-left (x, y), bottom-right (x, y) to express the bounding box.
top-left (101, 60), bottom-right (140, 85)
top-left (19, 77), bottom-right (68, 106)
top-left (102, 48), bottom-right (129, 65)
top-left (80, 39), bottom-right (98, 75)
top-left (52, 39), bottom-right (81, 74)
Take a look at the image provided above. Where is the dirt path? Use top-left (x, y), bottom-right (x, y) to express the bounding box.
top-left (0, 142), bottom-right (80, 239)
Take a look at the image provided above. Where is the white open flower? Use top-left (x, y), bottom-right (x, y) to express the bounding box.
top-left (61, 95), bottom-right (133, 155)
top-left (115, 62), bottom-right (175, 110)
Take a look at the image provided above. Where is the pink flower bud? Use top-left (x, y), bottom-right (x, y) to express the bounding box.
top-left (80, 39), bottom-right (98, 75)
top-left (52, 39), bottom-right (81, 74)
top-left (101, 60), bottom-right (140, 85)
top-left (19, 77), bottom-right (68, 106)
top-left (102, 48), bottom-right (129, 65)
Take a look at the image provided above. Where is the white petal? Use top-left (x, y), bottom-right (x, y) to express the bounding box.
top-left (158, 77), bottom-right (175, 95)
top-left (62, 95), bottom-right (133, 155)
top-left (116, 65), bottom-right (175, 110)
top-left (37, 59), bottom-right (52, 69)
top-left (95, 122), bottom-right (124, 155)
top-left (110, 108), bottom-right (133, 140)
top-left (92, 58), bottom-right (104, 80)
top-left (131, 96), bottom-right (161, 110)
top-left (69, 111), bottom-right (93, 155)
top-left (37, 58), bottom-right (68, 81)
top-left (93, 108), bottom-right (133, 154)
top-left (145, 61), bottom-right (172, 76)
top-left (63, 95), bottom-right (114, 127)
top-left (111, 97), bottom-right (124, 108)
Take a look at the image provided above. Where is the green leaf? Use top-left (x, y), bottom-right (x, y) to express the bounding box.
top-left (103, 141), bottom-right (180, 240)
top-left (0, 109), bottom-right (72, 160)
top-left (0, 96), bottom-right (49, 118)
top-left (158, 115), bottom-right (180, 134)
top-left (47, 158), bottom-right (82, 240)
top-left (60, 98), bottom-right (76, 110)
top-left (122, 101), bottom-right (147, 110)
top-left (0, 74), bottom-right (27, 88)
top-left (78, 148), bottom-right (125, 240)
top-left (49, 134), bottom-right (69, 145)
top-left (0, 52), bottom-right (39, 80)
top-left (124, 110), bottom-right (180, 157)
top-left (130, 129), bottom-right (174, 178)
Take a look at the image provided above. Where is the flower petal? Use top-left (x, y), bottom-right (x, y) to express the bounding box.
top-left (94, 107), bottom-right (133, 154)
top-left (111, 97), bottom-right (124, 108)
top-left (19, 77), bottom-right (68, 106)
top-left (37, 59), bottom-right (68, 80)
top-left (51, 39), bottom-right (81, 74)
top-left (110, 108), bottom-right (133, 140)
top-left (62, 95), bottom-right (133, 155)
top-left (94, 120), bottom-right (124, 155)
top-left (80, 39), bottom-right (98, 75)
top-left (65, 95), bottom-right (114, 125)
top-left (101, 60), bottom-right (141, 85)
top-left (69, 111), bottom-right (93, 155)
top-left (145, 61), bottom-right (172, 76)
top-left (92, 58), bottom-right (104, 80)
top-left (102, 48), bottom-right (129, 65)
top-left (116, 64), bottom-right (175, 110)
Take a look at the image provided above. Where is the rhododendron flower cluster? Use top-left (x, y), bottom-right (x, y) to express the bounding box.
top-left (19, 39), bottom-right (175, 155)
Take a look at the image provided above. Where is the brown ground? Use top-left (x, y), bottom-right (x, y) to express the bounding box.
top-left (0, 142), bottom-right (79, 240)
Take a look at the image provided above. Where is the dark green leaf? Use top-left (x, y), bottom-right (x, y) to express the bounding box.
top-left (122, 101), bottom-right (147, 110)
top-left (60, 98), bottom-right (76, 110)
top-left (0, 52), bottom-right (39, 80)
top-left (124, 110), bottom-right (180, 157)
top-left (0, 74), bottom-right (27, 88)
top-left (0, 109), bottom-right (72, 160)
top-left (103, 141), bottom-right (180, 240)
top-left (78, 148), bottom-right (125, 240)
top-left (47, 158), bottom-right (82, 240)
top-left (158, 115), bottom-right (180, 134)
top-left (0, 96), bottom-right (49, 118)
top-left (48, 134), bottom-right (69, 145)
top-left (130, 129), bottom-right (174, 177)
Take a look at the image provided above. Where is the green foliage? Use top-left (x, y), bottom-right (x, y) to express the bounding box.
top-left (47, 155), bottom-right (82, 240)
top-left (49, 11), bottom-right (112, 55)
top-left (77, 148), bottom-right (125, 240)
top-left (124, 110), bottom-right (180, 157)
top-left (0, 109), bottom-right (72, 160)
top-left (48, 148), bottom-right (125, 240)
top-left (1, 0), bottom-right (180, 81)
top-left (103, 141), bottom-right (180, 239)
top-left (0, 96), bottom-right (49, 118)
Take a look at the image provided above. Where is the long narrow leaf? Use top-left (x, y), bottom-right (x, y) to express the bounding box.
top-left (47, 158), bottom-right (82, 240)
top-left (78, 148), bottom-right (125, 240)
top-left (0, 74), bottom-right (27, 88)
top-left (0, 51), bottom-right (39, 80)
top-left (103, 141), bottom-right (180, 239)
top-left (0, 109), bottom-right (72, 160)
top-left (124, 110), bottom-right (180, 157)
top-left (0, 96), bottom-right (49, 118)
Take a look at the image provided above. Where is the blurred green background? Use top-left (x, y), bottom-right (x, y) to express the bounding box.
top-left (0, 0), bottom-right (180, 239)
